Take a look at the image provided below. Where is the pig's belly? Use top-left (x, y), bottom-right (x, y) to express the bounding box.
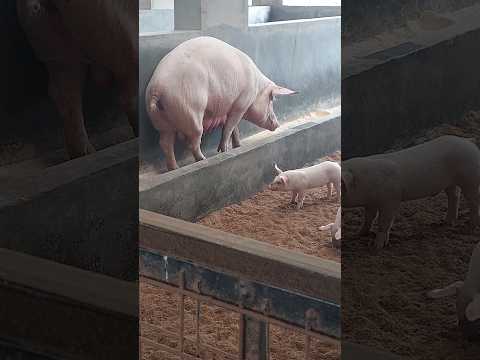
top-left (398, 165), bottom-right (453, 201)
top-left (203, 114), bottom-right (227, 133)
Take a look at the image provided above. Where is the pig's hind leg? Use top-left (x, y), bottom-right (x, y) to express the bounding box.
top-left (444, 185), bottom-right (460, 225)
top-left (187, 127), bottom-right (206, 162)
top-left (460, 184), bottom-right (480, 232)
top-left (359, 206), bottom-right (378, 236)
top-left (373, 203), bottom-right (398, 249)
top-left (159, 131), bottom-right (178, 170)
top-left (48, 63), bottom-right (94, 158)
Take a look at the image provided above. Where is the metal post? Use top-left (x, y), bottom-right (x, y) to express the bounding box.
top-left (242, 316), bottom-right (268, 360)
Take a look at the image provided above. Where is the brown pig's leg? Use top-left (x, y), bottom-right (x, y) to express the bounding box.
top-left (48, 62), bottom-right (93, 158)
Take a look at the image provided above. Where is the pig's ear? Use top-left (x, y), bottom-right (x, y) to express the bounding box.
top-left (341, 170), bottom-right (355, 194)
top-left (274, 163), bottom-right (283, 175)
top-left (271, 86), bottom-right (298, 97)
top-left (279, 175), bottom-right (287, 184)
top-left (465, 294), bottom-right (480, 322)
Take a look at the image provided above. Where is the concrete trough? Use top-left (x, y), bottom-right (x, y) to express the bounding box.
top-left (140, 107), bottom-right (340, 222)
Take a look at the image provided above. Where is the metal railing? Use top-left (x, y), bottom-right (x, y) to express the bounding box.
top-left (139, 210), bottom-right (341, 360)
top-left (140, 273), bottom-right (339, 360)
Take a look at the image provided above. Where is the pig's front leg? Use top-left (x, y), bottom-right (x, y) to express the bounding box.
top-left (290, 191), bottom-right (298, 205)
top-left (445, 185), bottom-right (460, 225)
top-left (327, 183), bottom-right (332, 200)
top-left (218, 111), bottom-right (243, 153)
top-left (372, 203), bottom-right (398, 249)
top-left (296, 191), bottom-right (306, 209)
top-left (159, 131), bottom-right (178, 170)
top-left (231, 126), bottom-right (241, 148)
top-left (359, 206), bottom-right (378, 236)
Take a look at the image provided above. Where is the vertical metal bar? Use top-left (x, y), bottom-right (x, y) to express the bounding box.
top-left (179, 271), bottom-right (185, 359)
top-left (265, 322), bottom-right (270, 360)
top-left (304, 321), bottom-right (311, 360)
top-left (239, 311), bottom-right (245, 360)
top-left (196, 299), bottom-right (201, 358)
top-left (243, 316), bottom-right (268, 360)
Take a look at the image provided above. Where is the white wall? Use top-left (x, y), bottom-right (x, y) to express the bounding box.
top-left (152, 0), bottom-right (174, 9)
top-left (283, 0), bottom-right (341, 5)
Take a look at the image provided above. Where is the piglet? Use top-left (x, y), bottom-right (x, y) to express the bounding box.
top-left (320, 206), bottom-right (341, 248)
top-left (269, 161), bottom-right (341, 209)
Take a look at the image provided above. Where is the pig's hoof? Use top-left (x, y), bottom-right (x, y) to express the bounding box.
top-left (68, 141), bottom-right (96, 159)
top-left (217, 142), bottom-right (228, 153)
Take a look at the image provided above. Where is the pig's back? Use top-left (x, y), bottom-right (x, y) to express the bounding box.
top-left (374, 136), bottom-right (480, 198)
top-left (150, 37), bottom-right (259, 105)
top-left (303, 161), bottom-right (341, 186)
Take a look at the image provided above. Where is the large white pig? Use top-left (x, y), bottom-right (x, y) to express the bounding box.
top-left (269, 161), bottom-right (341, 209)
top-left (146, 36), bottom-right (297, 171)
top-left (427, 242), bottom-right (480, 339)
top-left (342, 136), bottom-right (480, 249)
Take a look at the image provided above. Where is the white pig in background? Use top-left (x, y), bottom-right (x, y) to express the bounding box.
top-left (427, 242), bottom-right (480, 340)
top-left (146, 36), bottom-right (297, 171)
top-left (320, 206), bottom-right (342, 248)
top-left (342, 136), bottom-right (480, 249)
top-left (269, 161), bottom-right (341, 209)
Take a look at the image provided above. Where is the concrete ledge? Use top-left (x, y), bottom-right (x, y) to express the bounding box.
top-left (140, 110), bottom-right (340, 221)
top-left (0, 249), bottom-right (137, 360)
top-left (0, 140), bottom-right (138, 281)
top-left (140, 209), bottom-right (341, 304)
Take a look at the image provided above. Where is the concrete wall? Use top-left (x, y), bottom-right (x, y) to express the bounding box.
top-left (139, 9), bottom-right (174, 33)
top-left (139, 0), bottom-right (151, 10)
top-left (139, 17), bottom-right (340, 164)
top-left (270, 5), bottom-right (341, 21)
top-left (249, 6), bottom-right (271, 24)
top-left (342, 28), bottom-right (480, 158)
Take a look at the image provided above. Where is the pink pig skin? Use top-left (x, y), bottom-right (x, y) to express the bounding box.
top-left (269, 161), bottom-right (341, 209)
top-left (146, 36), bottom-right (297, 171)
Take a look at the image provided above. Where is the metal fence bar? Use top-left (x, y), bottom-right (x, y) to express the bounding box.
top-left (179, 271), bottom-right (186, 359)
top-left (195, 300), bottom-right (201, 357)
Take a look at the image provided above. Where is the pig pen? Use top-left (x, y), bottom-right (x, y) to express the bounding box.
top-left (139, 109), bottom-right (341, 359)
top-left (342, 111), bottom-right (480, 359)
